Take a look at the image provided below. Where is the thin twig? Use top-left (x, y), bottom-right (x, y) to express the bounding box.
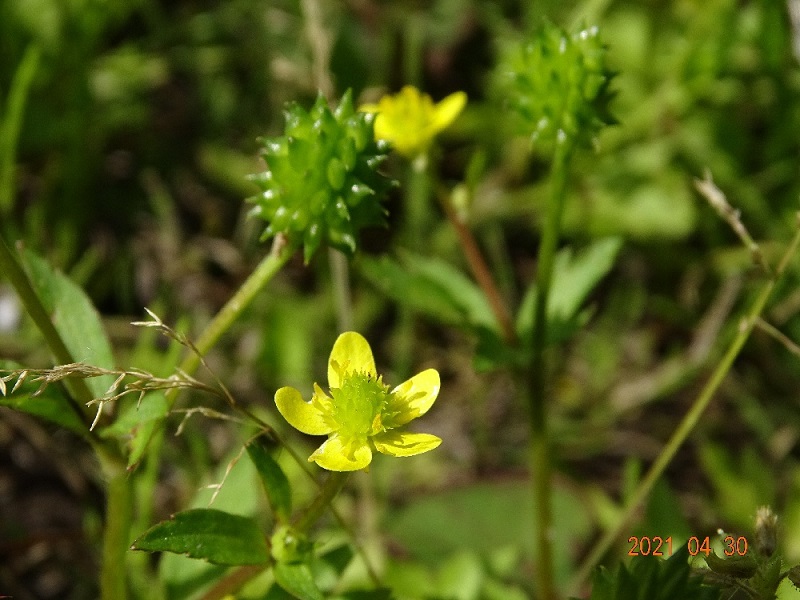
top-left (755, 318), bottom-right (800, 359)
top-left (438, 189), bottom-right (517, 345)
top-left (694, 171), bottom-right (773, 276)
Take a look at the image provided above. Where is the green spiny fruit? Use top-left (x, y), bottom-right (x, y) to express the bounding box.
top-left (494, 21), bottom-right (615, 151)
top-left (248, 91), bottom-right (394, 262)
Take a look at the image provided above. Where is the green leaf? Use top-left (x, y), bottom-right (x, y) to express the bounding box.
top-left (704, 552), bottom-right (757, 579)
top-left (699, 443), bottom-right (774, 527)
top-left (317, 544), bottom-right (354, 578)
top-left (0, 360), bottom-right (86, 434)
top-left (584, 548), bottom-right (721, 600)
top-left (313, 544), bottom-right (356, 592)
top-left (751, 554), bottom-right (783, 600)
top-left (159, 454), bottom-right (265, 597)
top-left (273, 561), bottom-right (324, 600)
top-left (132, 509), bottom-right (269, 566)
top-left (19, 248), bottom-right (115, 397)
top-left (247, 439), bottom-right (292, 523)
top-left (333, 590), bottom-right (394, 600)
top-left (359, 252), bottom-right (497, 332)
top-left (0, 45), bottom-right (40, 213)
top-left (100, 392), bottom-right (169, 468)
top-left (436, 550), bottom-right (483, 600)
top-left (516, 237), bottom-right (622, 341)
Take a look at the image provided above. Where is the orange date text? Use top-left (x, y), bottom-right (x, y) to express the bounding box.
top-left (627, 536), bottom-right (672, 557)
top-left (627, 535), bottom-right (749, 557)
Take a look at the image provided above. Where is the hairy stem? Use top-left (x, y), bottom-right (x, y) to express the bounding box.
top-left (171, 236), bottom-right (295, 401)
top-left (294, 471), bottom-right (350, 534)
top-left (569, 217), bottom-right (800, 593)
top-left (100, 465), bottom-right (133, 600)
top-left (529, 140), bottom-right (572, 600)
top-left (329, 248), bottom-right (354, 331)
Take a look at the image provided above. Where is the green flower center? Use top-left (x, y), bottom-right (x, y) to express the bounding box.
top-left (329, 371), bottom-right (391, 438)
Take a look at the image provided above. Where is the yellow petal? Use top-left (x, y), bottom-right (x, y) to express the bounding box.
top-left (372, 431), bottom-right (442, 457)
top-left (358, 102), bottom-right (380, 113)
top-left (432, 91), bottom-right (467, 133)
top-left (388, 368), bottom-right (440, 425)
top-left (309, 434), bottom-right (372, 471)
top-left (372, 113), bottom-right (395, 143)
top-left (328, 331), bottom-right (376, 388)
top-left (275, 386), bottom-right (333, 435)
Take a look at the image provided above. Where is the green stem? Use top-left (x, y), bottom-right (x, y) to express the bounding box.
top-left (293, 471), bottom-right (350, 533)
top-left (407, 156), bottom-right (431, 243)
top-left (529, 140), bottom-right (572, 600)
top-left (170, 236), bottom-right (295, 403)
top-left (568, 218), bottom-right (800, 594)
top-left (100, 464), bottom-right (133, 600)
top-left (394, 158), bottom-right (431, 379)
top-left (326, 251), bottom-right (385, 586)
top-left (402, 12), bottom-right (424, 87)
top-left (329, 248), bottom-right (353, 331)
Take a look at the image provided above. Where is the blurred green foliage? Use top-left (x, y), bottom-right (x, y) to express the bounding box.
top-left (3, 0), bottom-right (800, 598)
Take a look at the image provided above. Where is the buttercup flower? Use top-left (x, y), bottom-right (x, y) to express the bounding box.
top-left (360, 86), bottom-right (467, 159)
top-left (275, 332), bottom-right (441, 471)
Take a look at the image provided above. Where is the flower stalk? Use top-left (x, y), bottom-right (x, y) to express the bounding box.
top-left (528, 139), bottom-right (573, 600)
top-left (172, 235), bottom-right (295, 394)
top-left (293, 471), bottom-right (351, 533)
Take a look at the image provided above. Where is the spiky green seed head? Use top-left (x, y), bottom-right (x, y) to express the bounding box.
top-left (248, 91), bottom-right (395, 262)
top-left (493, 22), bottom-right (615, 151)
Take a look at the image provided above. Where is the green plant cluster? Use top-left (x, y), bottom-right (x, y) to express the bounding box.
top-left (248, 91), bottom-right (394, 262)
top-left (582, 549), bottom-right (720, 600)
top-left (3, 1), bottom-right (800, 599)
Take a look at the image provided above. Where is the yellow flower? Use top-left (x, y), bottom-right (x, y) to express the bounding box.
top-left (274, 332), bottom-right (441, 471)
top-left (360, 86), bottom-right (467, 159)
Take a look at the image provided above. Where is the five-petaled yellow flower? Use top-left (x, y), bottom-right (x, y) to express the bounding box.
top-left (360, 86), bottom-right (467, 159)
top-left (274, 332), bottom-right (442, 471)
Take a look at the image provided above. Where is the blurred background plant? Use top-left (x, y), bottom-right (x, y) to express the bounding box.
top-left (2, 0), bottom-right (800, 599)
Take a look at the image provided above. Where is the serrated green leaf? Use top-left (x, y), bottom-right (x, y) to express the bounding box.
top-left (132, 509), bottom-right (269, 566)
top-left (0, 360), bottom-right (86, 434)
top-left (247, 439), bottom-right (292, 523)
top-left (752, 554), bottom-right (783, 599)
top-left (273, 561), bottom-right (324, 600)
top-left (585, 549), bottom-right (721, 600)
top-left (704, 552), bottom-right (757, 578)
top-left (19, 248), bottom-right (114, 397)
